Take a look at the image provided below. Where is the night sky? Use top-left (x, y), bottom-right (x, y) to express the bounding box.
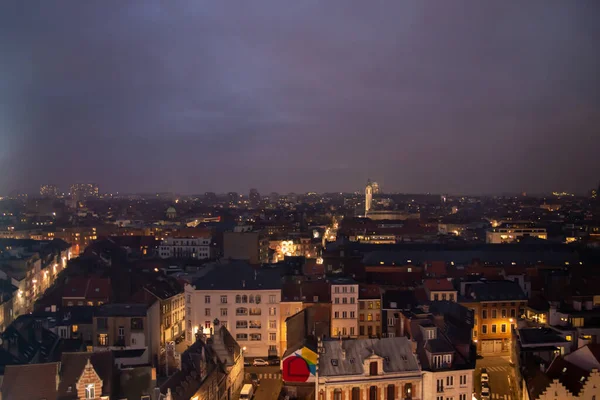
top-left (1, 1), bottom-right (599, 195)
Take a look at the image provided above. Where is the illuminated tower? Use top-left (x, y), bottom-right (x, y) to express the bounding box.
top-left (365, 180), bottom-right (373, 216)
top-left (371, 181), bottom-right (380, 194)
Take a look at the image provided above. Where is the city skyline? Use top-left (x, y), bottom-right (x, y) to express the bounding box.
top-left (1, 1), bottom-right (599, 195)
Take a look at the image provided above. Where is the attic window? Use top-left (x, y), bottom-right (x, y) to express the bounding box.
top-left (401, 355), bottom-right (407, 361)
top-left (67, 386), bottom-right (72, 393)
top-left (562, 367), bottom-right (567, 373)
top-left (384, 356), bottom-right (390, 363)
top-left (331, 359), bottom-right (338, 366)
top-left (390, 302), bottom-right (397, 308)
top-left (580, 376), bottom-right (586, 382)
top-left (95, 288), bottom-right (100, 292)
top-left (349, 358), bottom-right (355, 364)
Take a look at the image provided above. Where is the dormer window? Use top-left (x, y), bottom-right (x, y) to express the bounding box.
top-left (369, 361), bottom-right (378, 376)
top-left (390, 302), bottom-right (397, 308)
top-left (85, 384), bottom-right (95, 399)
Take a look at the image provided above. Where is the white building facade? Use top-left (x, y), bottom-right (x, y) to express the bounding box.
top-left (184, 262), bottom-right (284, 358)
top-left (330, 278), bottom-right (359, 338)
top-left (159, 237), bottom-right (211, 259)
top-left (423, 370), bottom-right (474, 400)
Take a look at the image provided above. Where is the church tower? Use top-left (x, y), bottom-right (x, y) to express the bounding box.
top-left (365, 179), bottom-right (373, 216)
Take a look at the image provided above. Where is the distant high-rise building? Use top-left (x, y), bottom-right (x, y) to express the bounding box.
top-left (249, 188), bottom-right (261, 208)
top-left (227, 192), bottom-right (239, 206)
top-left (40, 184), bottom-right (58, 198)
top-left (365, 179), bottom-right (373, 216)
top-left (70, 183), bottom-right (98, 200)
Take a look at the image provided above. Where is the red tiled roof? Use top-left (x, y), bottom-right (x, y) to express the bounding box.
top-left (63, 277), bottom-right (110, 300)
top-left (427, 261), bottom-right (447, 276)
top-left (1, 362), bottom-right (59, 400)
top-left (424, 278), bottom-right (455, 291)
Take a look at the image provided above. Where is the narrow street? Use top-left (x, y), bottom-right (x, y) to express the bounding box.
top-left (475, 355), bottom-right (518, 400)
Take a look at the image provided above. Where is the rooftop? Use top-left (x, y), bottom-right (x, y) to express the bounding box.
top-left (518, 328), bottom-right (569, 346)
top-left (319, 337), bottom-right (420, 377)
top-left (424, 278), bottom-right (455, 292)
top-left (191, 261), bottom-right (283, 290)
top-left (463, 280), bottom-right (527, 302)
top-left (95, 303), bottom-right (148, 317)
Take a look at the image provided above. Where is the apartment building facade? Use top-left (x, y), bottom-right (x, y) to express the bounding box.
top-left (330, 277), bottom-right (359, 338)
top-left (460, 280), bottom-right (527, 354)
top-left (92, 303), bottom-right (160, 366)
top-left (158, 236), bottom-right (211, 259)
top-left (185, 262), bottom-right (283, 357)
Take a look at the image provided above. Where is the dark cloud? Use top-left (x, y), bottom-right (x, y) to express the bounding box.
top-left (1, 0), bottom-right (599, 195)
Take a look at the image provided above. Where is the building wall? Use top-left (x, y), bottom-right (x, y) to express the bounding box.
top-left (331, 284), bottom-right (359, 338)
top-left (462, 300), bottom-right (526, 353)
top-left (186, 286), bottom-right (281, 357)
top-left (319, 375), bottom-right (422, 400)
top-left (422, 370), bottom-right (474, 400)
top-left (223, 232), bottom-right (268, 264)
top-left (486, 229), bottom-right (547, 244)
top-left (429, 290), bottom-right (457, 302)
top-left (93, 314), bottom-right (150, 364)
top-left (358, 299), bottom-right (381, 338)
top-left (158, 237), bottom-right (211, 259)
top-left (280, 301), bottom-right (304, 352)
top-left (162, 293), bottom-right (186, 345)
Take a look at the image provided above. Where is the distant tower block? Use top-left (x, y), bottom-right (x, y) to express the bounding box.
top-left (365, 180), bottom-right (373, 216)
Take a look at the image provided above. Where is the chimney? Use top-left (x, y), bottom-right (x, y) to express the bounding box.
top-left (242, 280), bottom-right (246, 288)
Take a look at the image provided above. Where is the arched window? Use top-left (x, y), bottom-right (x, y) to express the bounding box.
top-left (242, 295), bottom-right (248, 303)
top-left (334, 389), bottom-right (342, 400)
top-left (369, 386), bottom-right (377, 400)
top-left (249, 295), bottom-right (255, 303)
top-left (352, 388), bottom-right (360, 400)
top-left (235, 295), bottom-right (241, 304)
top-left (255, 295), bottom-right (261, 304)
top-left (386, 385), bottom-right (394, 400)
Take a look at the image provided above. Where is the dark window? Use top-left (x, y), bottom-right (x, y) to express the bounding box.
top-left (131, 318), bottom-right (144, 330)
top-left (370, 361), bottom-right (378, 376)
top-left (510, 309), bottom-right (516, 318)
top-left (387, 384), bottom-right (395, 400)
top-left (352, 388), bottom-right (360, 400)
top-left (334, 390), bottom-right (342, 400)
top-left (369, 386), bottom-right (377, 400)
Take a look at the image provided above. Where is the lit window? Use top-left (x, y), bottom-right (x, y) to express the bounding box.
top-left (85, 384), bottom-right (95, 399)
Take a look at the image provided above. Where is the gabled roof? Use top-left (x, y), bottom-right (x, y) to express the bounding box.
top-left (1, 362), bottom-right (60, 400)
top-left (58, 352), bottom-right (115, 399)
top-left (544, 357), bottom-right (589, 397)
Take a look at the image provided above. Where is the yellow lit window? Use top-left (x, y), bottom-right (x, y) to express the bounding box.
top-left (566, 335), bottom-right (572, 341)
top-left (367, 313), bottom-right (373, 321)
top-left (72, 325), bottom-right (78, 333)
